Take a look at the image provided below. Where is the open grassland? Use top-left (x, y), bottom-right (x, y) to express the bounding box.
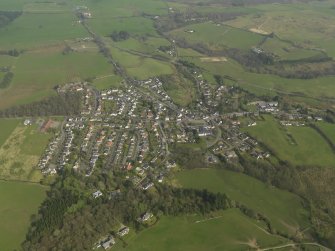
top-left (244, 116), bottom-right (335, 167)
top-left (170, 22), bottom-right (264, 50)
top-left (0, 12), bottom-right (87, 50)
top-left (114, 37), bottom-right (171, 58)
top-left (0, 49), bottom-right (113, 109)
top-left (0, 122), bottom-right (52, 181)
top-left (115, 209), bottom-right (288, 251)
top-left (176, 168), bottom-right (311, 236)
top-left (108, 44), bottom-right (173, 80)
top-left (0, 180), bottom-right (47, 251)
top-left (0, 118), bottom-right (20, 147)
top-left (261, 37), bottom-right (324, 61)
top-left (86, 0), bottom-right (167, 18)
top-left (315, 122), bottom-right (335, 145)
top-left (89, 16), bottom-right (158, 37)
top-left (225, 2), bottom-right (335, 57)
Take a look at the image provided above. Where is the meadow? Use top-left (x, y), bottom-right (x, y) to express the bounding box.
top-left (244, 116), bottom-right (335, 167)
top-left (170, 22), bottom-right (264, 51)
top-left (0, 118), bottom-right (20, 147)
top-left (0, 121), bottom-right (52, 181)
top-left (176, 168), bottom-right (311, 236)
top-left (0, 180), bottom-right (47, 251)
top-left (0, 48), bottom-right (114, 109)
top-left (115, 209), bottom-right (288, 251)
top-left (225, 1), bottom-right (335, 57)
top-left (316, 122), bottom-right (335, 145)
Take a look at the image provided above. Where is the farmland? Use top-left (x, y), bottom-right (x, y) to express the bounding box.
top-left (243, 116), bottom-right (335, 167)
top-left (115, 209), bottom-right (288, 251)
top-left (0, 121), bottom-right (53, 181)
top-left (175, 168), bottom-right (311, 236)
top-left (0, 180), bottom-right (47, 251)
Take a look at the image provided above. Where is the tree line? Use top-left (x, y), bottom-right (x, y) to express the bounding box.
top-left (0, 92), bottom-right (82, 117)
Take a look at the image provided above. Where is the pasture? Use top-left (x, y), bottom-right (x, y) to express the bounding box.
top-left (0, 122), bottom-right (52, 181)
top-left (0, 180), bottom-right (47, 251)
top-left (0, 49), bottom-right (113, 109)
top-left (115, 209), bottom-right (288, 251)
top-left (170, 22), bottom-right (264, 51)
top-left (244, 116), bottom-right (335, 167)
top-left (225, 2), bottom-right (335, 57)
top-left (176, 168), bottom-right (311, 236)
top-left (0, 118), bottom-right (20, 147)
top-left (108, 44), bottom-right (173, 80)
top-left (315, 122), bottom-right (335, 145)
top-left (0, 12), bottom-right (87, 50)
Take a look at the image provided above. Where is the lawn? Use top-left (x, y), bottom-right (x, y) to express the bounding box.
top-left (115, 209), bottom-right (288, 251)
top-left (176, 168), bottom-right (311, 236)
top-left (0, 180), bottom-right (47, 251)
top-left (244, 116), bottom-right (335, 167)
top-left (0, 118), bottom-right (20, 147)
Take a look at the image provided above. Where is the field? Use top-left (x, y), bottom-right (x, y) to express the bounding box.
top-left (225, 1), bottom-right (335, 57)
top-left (316, 122), bottom-right (335, 145)
top-left (175, 168), bottom-right (311, 236)
top-left (170, 22), bottom-right (264, 51)
top-left (115, 209), bottom-right (288, 251)
top-left (0, 180), bottom-right (47, 251)
top-left (0, 48), bottom-right (114, 109)
top-left (244, 116), bottom-right (335, 167)
top-left (0, 121), bottom-right (53, 181)
top-left (0, 118), bottom-right (20, 147)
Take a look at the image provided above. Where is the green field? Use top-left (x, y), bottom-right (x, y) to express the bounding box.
top-left (244, 116), bottom-right (335, 167)
top-left (0, 122), bottom-right (52, 181)
top-left (0, 118), bottom-right (20, 147)
top-left (316, 122), bottom-right (335, 145)
top-left (176, 168), bottom-right (311, 236)
top-left (115, 209), bottom-right (288, 251)
top-left (0, 49), bottom-right (114, 109)
top-left (170, 22), bottom-right (264, 50)
top-left (0, 180), bottom-right (47, 251)
top-left (0, 12), bottom-right (87, 50)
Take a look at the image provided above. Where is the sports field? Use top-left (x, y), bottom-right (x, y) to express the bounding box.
top-left (0, 180), bottom-right (47, 251)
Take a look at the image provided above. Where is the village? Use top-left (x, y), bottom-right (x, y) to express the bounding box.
top-left (32, 70), bottom-right (327, 249)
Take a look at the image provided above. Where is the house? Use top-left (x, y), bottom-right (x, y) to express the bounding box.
top-left (24, 119), bottom-right (32, 126)
top-left (101, 237), bottom-right (115, 250)
top-left (140, 212), bottom-right (153, 222)
top-left (118, 227), bottom-right (130, 237)
top-left (92, 190), bottom-right (103, 199)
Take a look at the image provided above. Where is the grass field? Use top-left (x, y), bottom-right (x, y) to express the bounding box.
top-left (170, 22), bottom-right (264, 51)
top-left (176, 168), bottom-right (311, 236)
top-left (115, 209), bottom-right (288, 251)
top-left (0, 118), bottom-right (20, 147)
top-left (108, 43), bottom-right (173, 80)
top-left (0, 180), bottom-right (47, 251)
top-left (316, 122), bottom-right (335, 145)
top-left (0, 122), bottom-right (52, 181)
top-left (0, 12), bottom-right (87, 50)
top-left (244, 116), bottom-right (335, 167)
top-left (225, 2), bottom-right (335, 57)
top-left (0, 49), bottom-right (114, 109)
